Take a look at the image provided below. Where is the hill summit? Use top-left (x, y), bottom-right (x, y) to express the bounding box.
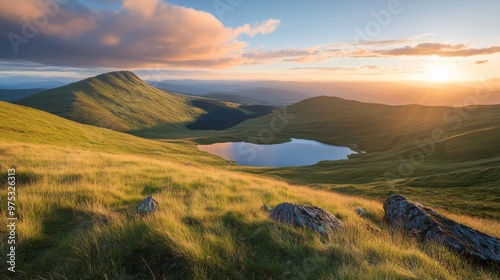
top-left (16, 71), bottom-right (201, 132)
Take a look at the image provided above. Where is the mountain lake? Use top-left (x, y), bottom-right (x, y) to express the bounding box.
top-left (198, 138), bottom-right (357, 167)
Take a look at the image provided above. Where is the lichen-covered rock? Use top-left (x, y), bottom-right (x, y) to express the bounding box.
top-left (384, 194), bottom-right (500, 265)
top-left (269, 203), bottom-right (342, 236)
top-left (137, 196), bottom-right (159, 215)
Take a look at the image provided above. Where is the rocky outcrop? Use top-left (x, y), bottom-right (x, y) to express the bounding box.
top-left (269, 203), bottom-right (342, 236)
top-left (384, 194), bottom-right (500, 265)
top-left (137, 196), bottom-right (159, 215)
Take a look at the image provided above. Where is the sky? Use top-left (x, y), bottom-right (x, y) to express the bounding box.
top-left (1, 0), bottom-right (500, 85)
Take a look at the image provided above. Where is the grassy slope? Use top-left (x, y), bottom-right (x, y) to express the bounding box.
top-left (207, 96), bottom-right (500, 219)
top-left (222, 96), bottom-right (500, 156)
top-left (1, 102), bottom-right (499, 279)
top-left (15, 71), bottom-right (203, 135)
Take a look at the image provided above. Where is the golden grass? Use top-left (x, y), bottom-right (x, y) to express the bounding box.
top-left (1, 141), bottom-right (499, 279)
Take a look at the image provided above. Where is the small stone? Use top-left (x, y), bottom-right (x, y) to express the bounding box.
top-left (268, 202), bottom-right (342, 236)
top-left (355, 207), bottom-right (366, 218)
top-left (137, 196), bottom-right (159, 215)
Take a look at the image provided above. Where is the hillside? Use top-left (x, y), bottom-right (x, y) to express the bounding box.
top-left (14, 71), bottom-right (202, 134)
top-left (224, 96), bottom-right (500, 159)
top-left (15, 71), bottom-right (274, 138)
top-left (213, 96), bottom-right (500, 218)
top-left (1, 101), bottom-right (499, 279)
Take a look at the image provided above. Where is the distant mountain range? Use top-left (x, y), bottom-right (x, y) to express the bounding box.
top-left (150, 79), bottom-right (500, 106)
top-left (0, 88), bottom-right (46, 102)
top-left (4, 76), bottom-right (499, 107)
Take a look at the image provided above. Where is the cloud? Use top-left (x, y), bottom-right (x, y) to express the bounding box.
top-left (235, 19), bottom-right (281, 37)
top-left (360, 65), bottom-right (381, 70)
top-left (475, 60), bottom-right (489, 64)
top-left (293, 65), bottom-right (382, 72)
top-left (373, 43), bottom-right (500, 57)
top-left (240, 38), bottom-right (500, 64)
top-left (0, 0), bottom-right (279, 68)
top-left (122, 0), bottom-right (159, 17)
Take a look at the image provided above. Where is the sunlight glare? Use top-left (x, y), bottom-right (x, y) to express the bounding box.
top-left (427, 66), bottom-right (456, 82)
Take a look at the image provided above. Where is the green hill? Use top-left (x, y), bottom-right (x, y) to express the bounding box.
top-left (15, 71), bottom-right (274, 138)
top-left (15, 71), bottom-right (203, 134)
top-left (1, 101), bottom-right (499, 279)
top-left (212, 96), bottom-right (500, 218)
top-left (224, 96), bottom-right (500, 159)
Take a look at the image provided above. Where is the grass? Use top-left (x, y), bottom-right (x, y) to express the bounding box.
top-left (0, 101), bottom-right (499, 279)
top-left (1, 142), bottom-right (499, 279)
top-left (200, 96), bottom-right (500, 219)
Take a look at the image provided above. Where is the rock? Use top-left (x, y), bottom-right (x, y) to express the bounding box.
top-left (355, 207), bottom-right (366, 218)
top-left (137, 196), bottom-right (159, 215)
top-left (384, 194), bottom-right (500, 265)
top-left (269, 203), bottom-right (342, 236)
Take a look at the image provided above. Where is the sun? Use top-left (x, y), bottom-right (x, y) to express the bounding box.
top-left (427, 66), bottom-right (456, 82)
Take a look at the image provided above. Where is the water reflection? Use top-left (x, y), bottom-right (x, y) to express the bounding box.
top-left (198, 138), bottom-right (356, 167)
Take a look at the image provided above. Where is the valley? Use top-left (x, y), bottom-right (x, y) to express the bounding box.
top-left (2, 1), bottom-right (500, 278)
top-left (1, 71), bottom-right (499, 279)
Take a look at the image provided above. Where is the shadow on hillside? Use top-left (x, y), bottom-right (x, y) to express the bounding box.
top-left (127, 121), bottom-right (198, 139)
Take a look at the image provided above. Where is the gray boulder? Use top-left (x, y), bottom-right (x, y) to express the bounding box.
top-left (384, 194), bottom-right (500, 265)
top-left (137, 196), bottom-right (159, 215)
top-left (269, 203), bottom-right (342, 236)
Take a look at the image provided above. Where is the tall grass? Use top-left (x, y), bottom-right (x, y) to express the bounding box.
top-left (1, 141), bottom-right (498, 279)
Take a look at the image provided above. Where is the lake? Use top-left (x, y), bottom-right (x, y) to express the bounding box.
top-left (198, 138), bottom-right (357, 167)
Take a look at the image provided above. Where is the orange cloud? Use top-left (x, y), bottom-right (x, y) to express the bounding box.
top-left (235, 19), bottom-right (281, 37)
top-left (122, 0), bottom-right (159, 17)
top-left (375, 43), bottom-right (500, 57)
top-left (240, 39), bottom-right (500, 64)
top-left (0, 0), bottom-right (279, 68)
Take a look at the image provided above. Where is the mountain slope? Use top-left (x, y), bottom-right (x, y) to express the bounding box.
top-left (214, 96), bottom-right (500, 218)
top-left (0, 101), bottom-right (498, 279)
top-left (225, 96), bottom-right (500, 159)
top-left (15, 71), bottom-right (202, 133)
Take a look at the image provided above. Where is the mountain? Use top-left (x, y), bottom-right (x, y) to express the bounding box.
top-left (15, 71), bottom-right (201, 133)
top-left (0, 88), bottom-right (45, 101)
top-left (219, 96), bottom-right (500, 218)
top-left (151, 79), bottom-right (500, 106)
top-left (14, 71), bottom-right (275, 137)
top-left (1, 100), bottom-right (498, 279)
top-left (147, 81), bottom-right (212, 95)
top-left (226, 96), bottom-right (500, 159)
top-left (204, 88), bottom-right (307, 106)
top-left (203, 93), bottom-right (262, 105)
top-left (153, 80), bottom-right (308, 106)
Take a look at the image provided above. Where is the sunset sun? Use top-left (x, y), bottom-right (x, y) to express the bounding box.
top-left (427, 66), bottom-right (456, 82)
